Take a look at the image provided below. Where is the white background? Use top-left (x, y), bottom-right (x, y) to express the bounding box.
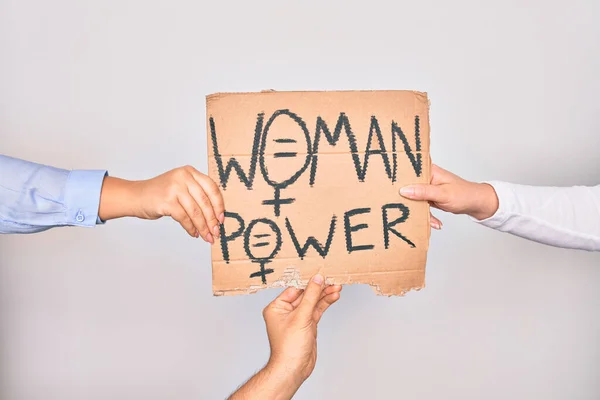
top-left (1, 0), bottom-right (599, 399)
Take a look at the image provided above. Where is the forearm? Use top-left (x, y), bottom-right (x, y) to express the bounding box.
top-left (474, 182), bottom-right (600, 251)
top-left (229, 362), bottom-right (302, 400)
top-left (98, 177), bottom-right (142, 221)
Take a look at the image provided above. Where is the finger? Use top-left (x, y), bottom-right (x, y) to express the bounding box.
top-left (296, 283), bottom-right (341, 307)
top-left (313, 292), bottom-right (341, 324)
top-left (322, 284), bottom-right (342, 299)
top-left (431, 164), bottom-right (451, 182)
top-left (431, 164), bottom-right (444, 183)
top-left (190, 170), bottom-right (226, 225)
top-left (430, 213), bottom-right (443, 230)
top-left (291, 290), bottom-right (305, 308)
top-left (319, 286), bottom-right (341, 303)
top-left (187, 179), bottom-right (220, 238)
top-left (276, 287), bottom-right (303, 305)
top-left (399, 184), bottom-right (446, 203)
top-left (170, 203), bottom-right (198, 238)
top-left (297, 274), bottom-right (325, 317)
top-left (293, 281), bottom-right (340, 308)
top-left (265, 288), bottom-right (303, 316)
top-left (177, 193), bottom-right (212, 243)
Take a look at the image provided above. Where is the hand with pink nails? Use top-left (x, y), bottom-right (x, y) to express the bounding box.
top-left (98, 165), bottom-right (225, 242)
top-left (399, 164), bottom-right (499, 229)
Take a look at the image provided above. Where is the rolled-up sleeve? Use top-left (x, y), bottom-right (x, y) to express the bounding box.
top-left (0, 154), bottom-right (107, 234)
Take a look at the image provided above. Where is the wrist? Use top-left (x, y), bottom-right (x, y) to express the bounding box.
top-left (228, 361), bottom-right (303, 400)
top-left (466, 183), bottom-right (499, 221)
top-left (98, 177), bottom-right (143, 221)
top-left (263, 360), bottom-right (304, 398)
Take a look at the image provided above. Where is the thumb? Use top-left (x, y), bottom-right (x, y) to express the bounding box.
top-left (297, 274), bottom-right (325, 318)
top-left (399, 184), bottom-right (445, 203)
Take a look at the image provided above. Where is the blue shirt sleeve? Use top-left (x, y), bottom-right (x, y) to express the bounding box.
top-left (0, 154), bottom-right (108, 234)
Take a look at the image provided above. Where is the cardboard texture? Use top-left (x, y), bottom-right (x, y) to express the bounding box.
top-left (207, 90), bottom-right (431, 296)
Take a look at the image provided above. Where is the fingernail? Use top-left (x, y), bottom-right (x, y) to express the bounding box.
top-left (206, 233), bottom-right (214, 244)
top-left (431, 222), bottom-right (441, 230)
top-left (312, 274), bottom-right (324, 285)
top-left (213, 225), bottom-right (219, 237)
top-left (219, 213), bottom-right (225, 224)
top-left (399, 186), bottom-right (415, 197)
top-left (195, 230), bottom-right (200, 238)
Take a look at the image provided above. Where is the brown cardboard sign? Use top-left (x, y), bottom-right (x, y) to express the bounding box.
top-left (207, 91), bottom-right (431, 296)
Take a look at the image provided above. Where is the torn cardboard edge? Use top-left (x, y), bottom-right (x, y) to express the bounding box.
top-left (213, 268), bottom-right (427, 297)
top-left (213, 283), bottom-right (426, 297)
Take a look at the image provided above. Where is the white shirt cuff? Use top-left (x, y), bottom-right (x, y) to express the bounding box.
top-left (469, 181), bottom-right (515, 229)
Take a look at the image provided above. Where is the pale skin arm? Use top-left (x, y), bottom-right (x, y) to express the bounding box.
top-left (400, 164), bottom-right (499, 228)
top-left (229, 275), bottom-right (342, 400)
top-left (98, 166), bottom-right (225, 243)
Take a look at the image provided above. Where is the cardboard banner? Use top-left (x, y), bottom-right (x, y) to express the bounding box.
top-left (207, 90), bottom-right (431, 296)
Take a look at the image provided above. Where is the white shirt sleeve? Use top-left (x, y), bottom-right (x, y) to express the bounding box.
top-left (472, 181), bottom-right (600, 251)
